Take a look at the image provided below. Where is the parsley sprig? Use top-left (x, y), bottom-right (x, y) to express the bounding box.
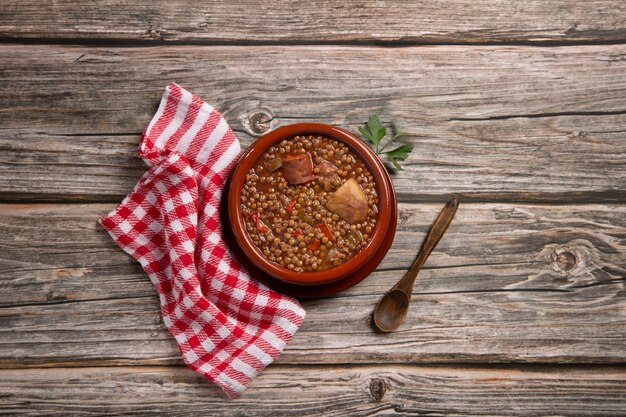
top-left (358, 115), bottom-right (414, 170)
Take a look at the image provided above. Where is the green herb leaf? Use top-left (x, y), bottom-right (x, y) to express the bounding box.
top-left (366, 115), bottom-right (386, 146)
top-left (357, 114), bottom-right (415, 171)
top-left (383, 143), bottom-right (414, 161)
top-left (391, 120), bottom-right (409, 140)
top-left (383, 144), bottom-right (413, 171)
top-left (358, 126), bottom-right (374, 142)
top-left (388, 157), bottom-right (403, 171)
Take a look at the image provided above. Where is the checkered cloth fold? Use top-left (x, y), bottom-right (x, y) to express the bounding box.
top-left (99, 83), bottom-right (305, 398)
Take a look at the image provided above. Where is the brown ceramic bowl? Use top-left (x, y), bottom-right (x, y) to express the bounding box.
top-left (227, 123), bottom-right (396, 286)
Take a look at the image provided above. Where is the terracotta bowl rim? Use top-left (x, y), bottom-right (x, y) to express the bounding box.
top-left (227, 122), bottom-right (396, 285)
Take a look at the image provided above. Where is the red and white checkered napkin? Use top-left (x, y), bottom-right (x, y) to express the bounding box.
top-left (99, 83), bottom-right (305, 398)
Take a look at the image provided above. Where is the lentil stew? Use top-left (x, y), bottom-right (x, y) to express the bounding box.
top-left (240, 135), bottom-right (379, 272)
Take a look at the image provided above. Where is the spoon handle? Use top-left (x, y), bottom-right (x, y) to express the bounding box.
top-left (395, 197), bottom-right (460, 295)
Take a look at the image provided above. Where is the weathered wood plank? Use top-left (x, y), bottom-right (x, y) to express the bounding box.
top-left (2, 365), bottom-right (625, 416)
top-left (2, 0), bottom-right (626, 43)
top-left (1, 203), bottom-right (624, 303)
top-left (1, 203), bottom-right (624, 366)
top-left (0, 44), bottom-right (625, 201)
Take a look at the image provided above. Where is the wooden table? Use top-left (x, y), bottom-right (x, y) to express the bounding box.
top-left (1, 2), bottom-right (625, 415)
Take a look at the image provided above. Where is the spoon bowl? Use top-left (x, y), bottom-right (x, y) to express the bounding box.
top-left (372, 289), bottom-right (410, 332)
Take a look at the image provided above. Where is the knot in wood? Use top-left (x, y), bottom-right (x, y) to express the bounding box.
top-left (369, 378), bottom-right (387, 402)
top-left (146, 25), bottom-right (162, 40)
top-left (556, 251), bottom-right (577, 272)
top-left (546, 240), bottom-right (602, 287)
top-left (245, 110), bottom-right (275, 136)
top-left (552, 246), bottom-right (579, 273)
top-left (46, 292), bottom-right (67, 302)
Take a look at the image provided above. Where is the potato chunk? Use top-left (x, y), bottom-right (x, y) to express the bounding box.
top-left (325, 178), bottom-right (369, 224)
top-left (281, 153), bottom-right (314, 185)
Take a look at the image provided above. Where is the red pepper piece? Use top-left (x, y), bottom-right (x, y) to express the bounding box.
top-left (292, 228), bottom-right (302, 237)
top-left (257, 220), bottom-right (269, 234)
top-left (308, 238), bottom-right (321, 251)
top-left (316, 223), bottom-right (333, 240)
top-left (250, 211), bottom-right (269, 234)
top-left (285, 200), bottom-right (296, 214)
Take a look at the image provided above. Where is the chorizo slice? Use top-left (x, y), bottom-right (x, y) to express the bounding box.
top-left (281, 153), bottom-right (315, 185)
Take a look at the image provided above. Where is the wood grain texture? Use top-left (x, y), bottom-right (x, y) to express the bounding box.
top-left (0, 44), bottom-right (625, 201)
top-left (3, 2), bottom-right (626, 413)
top-left (1, 203), bottom-right (623, 366)
top-left (1, 0), bottom-right (626, 43)
top-left (2, 365), bottom-right (626, 416)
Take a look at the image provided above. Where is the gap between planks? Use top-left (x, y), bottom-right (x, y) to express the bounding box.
top-left (2, 38), bottom-right (626, 48)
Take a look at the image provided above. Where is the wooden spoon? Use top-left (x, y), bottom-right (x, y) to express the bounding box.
top-left (372, 197), bottom-right (460, 333)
